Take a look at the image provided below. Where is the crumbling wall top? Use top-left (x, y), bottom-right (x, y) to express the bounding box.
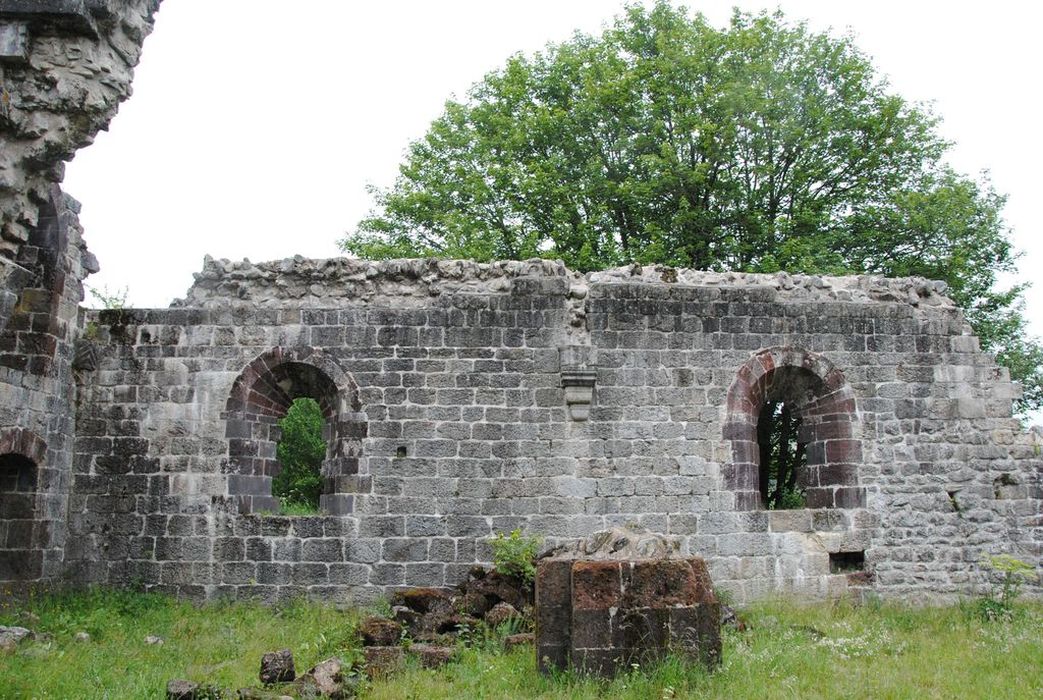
top-left (174, 254), bottom-right (958, 311)
top-left (173, 255), bottom-right (581, 308)
top-left (0, 0), bottom-right (161, 258)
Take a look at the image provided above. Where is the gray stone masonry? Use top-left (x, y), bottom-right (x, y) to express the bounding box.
top-left (0, 0), bottom-right (1037, 609)
top-left (46, 256), bottom-right (1041, 605)
top-left (0, 188), bottom-right (95, 588)
top-left (0, 0), bottom-right (158, 594)
top-left (0, 0), bottom-right (161, 321)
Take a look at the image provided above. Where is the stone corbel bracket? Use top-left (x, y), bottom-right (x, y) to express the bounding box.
top-left (560, 345), bottom-right (597, 421)
top-left (561, 367), bottom-right (597, 422)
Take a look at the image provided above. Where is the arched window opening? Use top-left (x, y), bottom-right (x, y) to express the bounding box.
top-left (757, 401), bottom-right (807, 510)
top-left (724, 348), bottom-right (865, 512)
top-left (0, 453), bottom-right (38, 581)
top-left (272, 397), bottom-right (325, 514)
top-left (224, 349), bottom-right (365, 515)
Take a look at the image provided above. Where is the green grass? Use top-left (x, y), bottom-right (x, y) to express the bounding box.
top-left (0, 588), bottom-right (361, 698)
top-left (1, 591), bottom-right (1041, 699)
top-left (278, 500), bottom-right (322, 516)
top-left (372, 598), bottom-right (1043, 700)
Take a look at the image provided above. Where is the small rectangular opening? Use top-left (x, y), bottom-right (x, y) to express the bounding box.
top-left (829, 550), bottom-right (865, 574)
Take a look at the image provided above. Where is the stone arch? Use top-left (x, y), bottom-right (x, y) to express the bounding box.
top-left (723, 347), bottom-right (865, 511)
top-left (0, 428), bottom-right (47, 581)
top-left (224, 347), bottom-right (365, 514)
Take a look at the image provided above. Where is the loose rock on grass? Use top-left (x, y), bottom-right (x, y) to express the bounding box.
top-left (259, 648), bottom-right (296, 685)
top-left (0, 626), bottom-right (32, 653)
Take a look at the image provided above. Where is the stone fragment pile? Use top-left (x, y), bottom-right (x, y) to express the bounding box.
top-left (360, 565), bottom-right (535, 678)
top-left (168, 651), bottom-right (353, 699)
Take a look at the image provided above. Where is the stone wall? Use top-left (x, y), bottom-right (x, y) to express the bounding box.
top-left (0, 0), bottom-right (160, 328)
top-left (0, 0), bottom-right (1036, 611)
top-left (0, 187), bottom-right (93, 586)
top-left (60, 257), bottom-right (1042, 604)
top-left (0, 0), bottom-right (160, 590)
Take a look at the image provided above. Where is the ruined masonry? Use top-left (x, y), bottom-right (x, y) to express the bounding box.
top-left (536, 527), bottom-right (722, 677)
top-left (0, 1), bottom-right (1040, 606)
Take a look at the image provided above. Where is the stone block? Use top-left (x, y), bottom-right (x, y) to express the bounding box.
top-left (571, 561), bottom-right (623, 610)
top-left (622, 607), bottom-right (669, 654)
top-left (259, 648), bottom-right (295, 685)
top-left (571, 608), bottom-right (621, 649)
top-left (363, 646), bottom-right (404, 679)
top-left (573, 647), bottom-right (628, 678)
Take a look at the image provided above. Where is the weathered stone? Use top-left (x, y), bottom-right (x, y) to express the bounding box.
top-left (0, 1), bottom-right (160, 260)
top-left (454, 591), bottom-right (492, 618)
top-left (466, 570), bottom-right (532, 611)
top-left (165, 679), bottom-right (199, 700)
top-left (721, 605), bottom-right (746, 631)
top-left (390, 605), bottom-right (420, 629)
top-left (536, 529), bottom-right (722, 678)
top-left (358, 616), bottom-right (402, 647)
top-left (504, 632), bottom-right (535, 650)
top-left (363, 646), bottom-right (404, 679)
top-left (418, 611), bottom-right (477, 637)
top-left (410, 643), bottom-right (455, 668)
top-left (389, 587), bottom-right (452, 614)
top-left (294, 656), bottom-right (350, 699)
top-left (547, 526), bottom-right (683, 561)
top-left (484, 601), bottom-right (522, 629)
top-left (0, 626), bottom-right (31, 652)
top-left (259, 648), bottom-right (295, 685)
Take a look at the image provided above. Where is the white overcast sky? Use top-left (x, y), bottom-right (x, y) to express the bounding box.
top-left (66, 0), bottom-right (1042, 342)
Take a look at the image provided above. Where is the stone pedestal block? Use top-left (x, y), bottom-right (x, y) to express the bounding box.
top-left (536, 554), bottom-right (721, 677)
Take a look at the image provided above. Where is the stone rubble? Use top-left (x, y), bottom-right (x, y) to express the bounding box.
top-left (258, 648), bottom-right (295, 685)
top-left (0, 625), bottom-right (31, 652)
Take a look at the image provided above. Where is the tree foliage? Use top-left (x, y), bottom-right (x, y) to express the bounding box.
top-left (273, 397), bottom-right (325, 511)
top-left (343, 2), bottom-right (1042, 414)
top-left (757, 401), bottom-right (806, 510)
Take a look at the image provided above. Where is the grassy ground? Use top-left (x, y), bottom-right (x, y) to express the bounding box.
top-left (0, 589), bottom-right (361, 698)
top-left (1, 590), bottom-right (1040, 699)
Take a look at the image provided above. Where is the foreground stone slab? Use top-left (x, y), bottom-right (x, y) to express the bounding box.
top-left (295, 656), bottom-right (354, 699)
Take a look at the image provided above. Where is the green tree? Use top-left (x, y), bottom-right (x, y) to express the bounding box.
top-left (342, 2), bottom-right (1041, 415)
top-left (272, 397), bottom-right (325, 511)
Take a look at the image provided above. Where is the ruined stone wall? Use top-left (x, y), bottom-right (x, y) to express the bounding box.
top-left (0, 0), bottom-right (160, 329)
top-left (0, 0), bottom-right (160, 589)
top-left (0, 187), bottom-right (93, 585)
top-left (64, 258), bottom-right (1042, 605)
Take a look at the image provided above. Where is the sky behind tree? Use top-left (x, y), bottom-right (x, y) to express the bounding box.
top-left (65, 0), bottom-right (1042, 348)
